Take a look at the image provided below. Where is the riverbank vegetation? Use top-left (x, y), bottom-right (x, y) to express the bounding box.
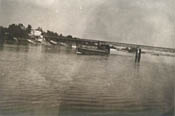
top-left (0, 23), bottom-right (76, 45)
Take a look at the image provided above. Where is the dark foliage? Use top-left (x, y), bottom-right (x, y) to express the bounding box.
top-left (0, 23), bottom-right (75, 44)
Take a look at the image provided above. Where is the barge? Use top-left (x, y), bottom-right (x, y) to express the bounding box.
top-left (76, 44), bottom-right (110, 55)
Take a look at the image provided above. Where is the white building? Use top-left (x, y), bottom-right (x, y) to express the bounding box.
top-left (29, 29), bottom-right (44, 42)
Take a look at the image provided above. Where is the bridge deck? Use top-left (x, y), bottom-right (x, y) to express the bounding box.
top-left (76, 38), bottom-right (175, 53)
top-left (44, 36), bottom-right (175, 53)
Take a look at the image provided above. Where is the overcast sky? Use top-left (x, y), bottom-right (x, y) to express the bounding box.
top-left (0, 0), bottom-right (175, 47)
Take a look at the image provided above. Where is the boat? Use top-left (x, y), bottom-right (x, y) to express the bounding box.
top-left (49, 40), bottom-right (57, 45)
top-left (76, 44), bottom-right (110, 55)
top-left (27, 39), bottom-right (37, 45)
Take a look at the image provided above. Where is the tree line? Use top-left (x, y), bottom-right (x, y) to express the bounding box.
top-left (0, 23), bottom-right (75, 44)
top-left (0, 24), bottom-right (31, 43)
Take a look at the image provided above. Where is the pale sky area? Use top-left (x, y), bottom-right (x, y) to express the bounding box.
top-left (0, 0), bottom-right (175, 48)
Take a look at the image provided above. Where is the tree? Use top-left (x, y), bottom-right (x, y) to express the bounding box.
top-left (36, 27), bottom-right (43, 33)
top-left (26, 24), bottom-right (32, 34)
top-left (67, 35), bottom-right (73, 38)
top-left (8, 23), bottom-right (28, 39)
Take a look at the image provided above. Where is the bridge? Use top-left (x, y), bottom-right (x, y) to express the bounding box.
top-left (44, 36), bottom-right (175, 63)
top-left (44, 36), bottom-right (175, 53)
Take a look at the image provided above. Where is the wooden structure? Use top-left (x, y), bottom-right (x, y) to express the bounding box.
top-left (76, 42), bottom-right (110, 55)
top-left (44, 35), bottom-right (175, 63)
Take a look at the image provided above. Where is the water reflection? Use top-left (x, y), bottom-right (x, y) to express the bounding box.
top-left (0, 44), bottom-right (174, 116)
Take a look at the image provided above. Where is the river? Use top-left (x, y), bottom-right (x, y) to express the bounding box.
top-left (0, 44), bottom-right (174, 116)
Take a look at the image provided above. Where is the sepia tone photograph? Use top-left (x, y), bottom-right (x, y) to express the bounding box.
top-left (0, 0), bottom-right (174, 116)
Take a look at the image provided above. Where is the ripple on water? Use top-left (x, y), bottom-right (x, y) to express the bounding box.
top-left (0, 45), bottom-right (174, 116)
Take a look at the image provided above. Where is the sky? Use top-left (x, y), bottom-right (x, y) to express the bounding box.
top-left (0, 0), bottom-right (175, 48)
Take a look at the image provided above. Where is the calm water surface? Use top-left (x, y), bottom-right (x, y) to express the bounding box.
top-left (0, 44), bottom-right (174, 116)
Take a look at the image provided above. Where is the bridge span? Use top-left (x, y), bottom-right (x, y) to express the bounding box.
top-left (44, 36), bottom-right (175, 53)
top-left (75, 38), bottom-right (175, 53)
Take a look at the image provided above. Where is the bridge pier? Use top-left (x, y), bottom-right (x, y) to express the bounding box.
top-left (135, 48), bottom-right (142, 63)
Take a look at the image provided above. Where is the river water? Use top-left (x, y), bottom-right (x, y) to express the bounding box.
top-left (0, 44), bottom-right (174, 116)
